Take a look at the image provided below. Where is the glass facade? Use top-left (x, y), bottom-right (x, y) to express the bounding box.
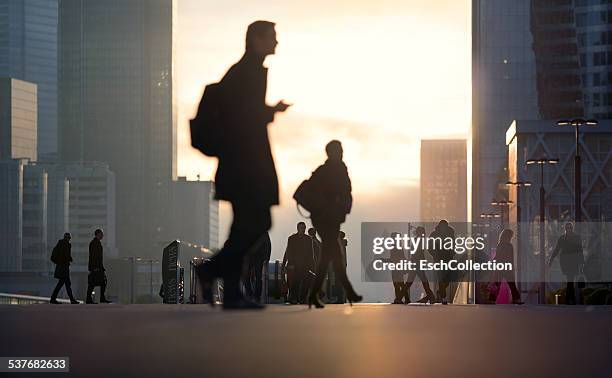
top-left (171, 178), bottom-right (219, 250)
top-left (0, 0), bottom-right (58, 159)
top-left (472, 0), bottom-right (540, 221)
top-left (472, 0), bottom-right (612, 222)
top-left (21, 163), bottom-right (47, 272)
top-left (0, 159), bottom-right (24, 272)
top-left (420, 140), bottom-right (468, 222)
top-left (0, 78), bottom-right (37, 161)
top-left (59, 0), bottom-right (177, 260)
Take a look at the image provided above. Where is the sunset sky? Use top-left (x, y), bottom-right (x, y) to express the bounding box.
top-left (176, 0), bottom-right (471, 299)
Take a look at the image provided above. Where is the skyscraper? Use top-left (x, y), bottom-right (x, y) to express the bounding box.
top-left (39, 161), bottom-right (117, 272)
top-left (0, 0), bottom-right (58, 159)
top-left (472, 0), bottom-right (612, 222)
top-left (171, 178), bottom-right (219, 250)
top-left (21, 163), bottom-right (47, 272)
top-left (0, 78), bottom-right (37, 161)
top-left (472, 0), bottom-right (540, 222)
top-left (420, 140), bottom-right (467, 222)
top-left (59, 0), bottom-right (177, 259)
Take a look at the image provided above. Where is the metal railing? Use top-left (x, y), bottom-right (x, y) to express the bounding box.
top-left (0, 293), bottom-right (71, 305)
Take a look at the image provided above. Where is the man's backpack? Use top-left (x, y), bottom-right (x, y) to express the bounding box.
top-left (190, 82), bottom-right (224, 157)
top-left (293, 177), bottom-right (322, 217)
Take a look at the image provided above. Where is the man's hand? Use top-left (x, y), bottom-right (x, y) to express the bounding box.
top-left (272, 100), bottom-right (292, 113)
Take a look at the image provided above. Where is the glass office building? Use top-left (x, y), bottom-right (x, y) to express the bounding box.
top-left (472, 0), bottom-right (540, 222)
top-left (59, 0), bottom-right (177, 260)
top-left (420, 140), bottom-right (468, 222)
top-left (0, 0), bottom-right (58, 159)
top-left (472, 0), bottom-right (612, 222)
top-left (0, 77), bottom-right (37, 161)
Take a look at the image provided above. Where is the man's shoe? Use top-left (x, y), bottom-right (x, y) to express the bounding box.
top-left (392, 299), bottom-right (403, 304)
top-left (50, 299), bottom-right (61, 304)
top-left (70, 299), bottom-right (80, 304)
top-left (100, 298), bottom-right (112, 304)
top-left (441, 298), bottom-right (448, 305)
top-left (86, 298), bottom-right (97, 304)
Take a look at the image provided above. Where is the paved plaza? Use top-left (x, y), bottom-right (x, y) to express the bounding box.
top-left (1, 303), bottom-right (610, 377)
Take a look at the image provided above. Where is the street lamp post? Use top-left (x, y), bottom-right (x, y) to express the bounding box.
top-left (123, 256), bottom-right (137, 304)
top-left (557, 118), bottom-right (598, 223)
top-left (505, 181), bottom-right (533, 226)
top-left (480, 212), bottom-right (501, 255)
top-left (491, 199), bottom-right (514, 228)
top-left (526, 158), bottom-right (559, 304)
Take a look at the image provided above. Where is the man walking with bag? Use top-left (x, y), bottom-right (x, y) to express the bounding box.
top-left (50, 233), bottom-right (79, 304)
top-left (86, 229), bottom-right (111, 304)
top-left (195, 20), bottom-right (290, 309)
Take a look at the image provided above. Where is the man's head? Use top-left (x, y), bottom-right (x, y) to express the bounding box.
top-left (94, 228), bottom-right (104, 240)
top-left (564, 222), bottom-right (574, 234)
top-left (437, 219), bottom-right (449, 229)
top-left (63, 232), bottom-right (71, 242)
top-left (415, 226), bottom-right (426, 237)
top-left (246, 20), bottom-right (277, 56)
top-left (297, 222), bottom-right (306, 234)
top-left (308, 227), bottom-right (317, 237)
top-left (325, 140), bottom-right (343, 161)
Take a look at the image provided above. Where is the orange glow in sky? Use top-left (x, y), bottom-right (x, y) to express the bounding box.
top-left (176, 0), bottom-right (470, 289)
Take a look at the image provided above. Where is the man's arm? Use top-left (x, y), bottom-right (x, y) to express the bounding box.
top-left (281, 237), bottom-right (291, 271)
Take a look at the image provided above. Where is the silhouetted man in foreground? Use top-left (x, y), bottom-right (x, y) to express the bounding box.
top-left (196, 20), bottom-right (290, 309)
top-left (50, 233), bottom-right (79, 304)
top-left (86, 229), bottom-right (111, 304)
top-left (244, 232), bottom-right (272, 303)
top-left (307, 140), bottom-right (362, 308)
top-left (282, 222), bottom-right (314, 304)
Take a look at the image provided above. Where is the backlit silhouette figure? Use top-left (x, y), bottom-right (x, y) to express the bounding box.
top-left (307, 140), bottom-right (362, 308)
top-left (549, 222), bottom-right (583, 305)
top-left (50, 233), bottom-right (79, 304)
top-left (428, 220), bottom-right (455, 304)
top-left (244, 232), bottom-right (272, 303)
top-left (282, 222), bottom-right (314, 304)
top-left (404, 226), bottom-right (436, 304)
top-left (86, 229), bottom-right (111, 304)
top-left (196, 20), bottom-right (290, 309)
top-left (493, 229), bottom-right (522, 304)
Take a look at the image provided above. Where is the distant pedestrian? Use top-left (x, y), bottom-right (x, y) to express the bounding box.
top-left (244, 232), bottom-right (272, 303)
top-left (388, 232), bottom-right (406, 304)
top-left (404, 226), bottom-right (436, 304)
top-left (428, 220), bottom-right (455, 304)
top-left (282, 222), bottom-right (314, 304)
top-left (549, 222), bottom-right (583, 305)
top-left (50, 233), bottom-right (79, 304)
top-left (86, 229), bottom-right (111, 304)
top-left (492, 229), bottom-right (522, 304)
top-left (308, 227), bottom-right (322, 268)
top-left (303, 140), bottom-right (362, 308)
